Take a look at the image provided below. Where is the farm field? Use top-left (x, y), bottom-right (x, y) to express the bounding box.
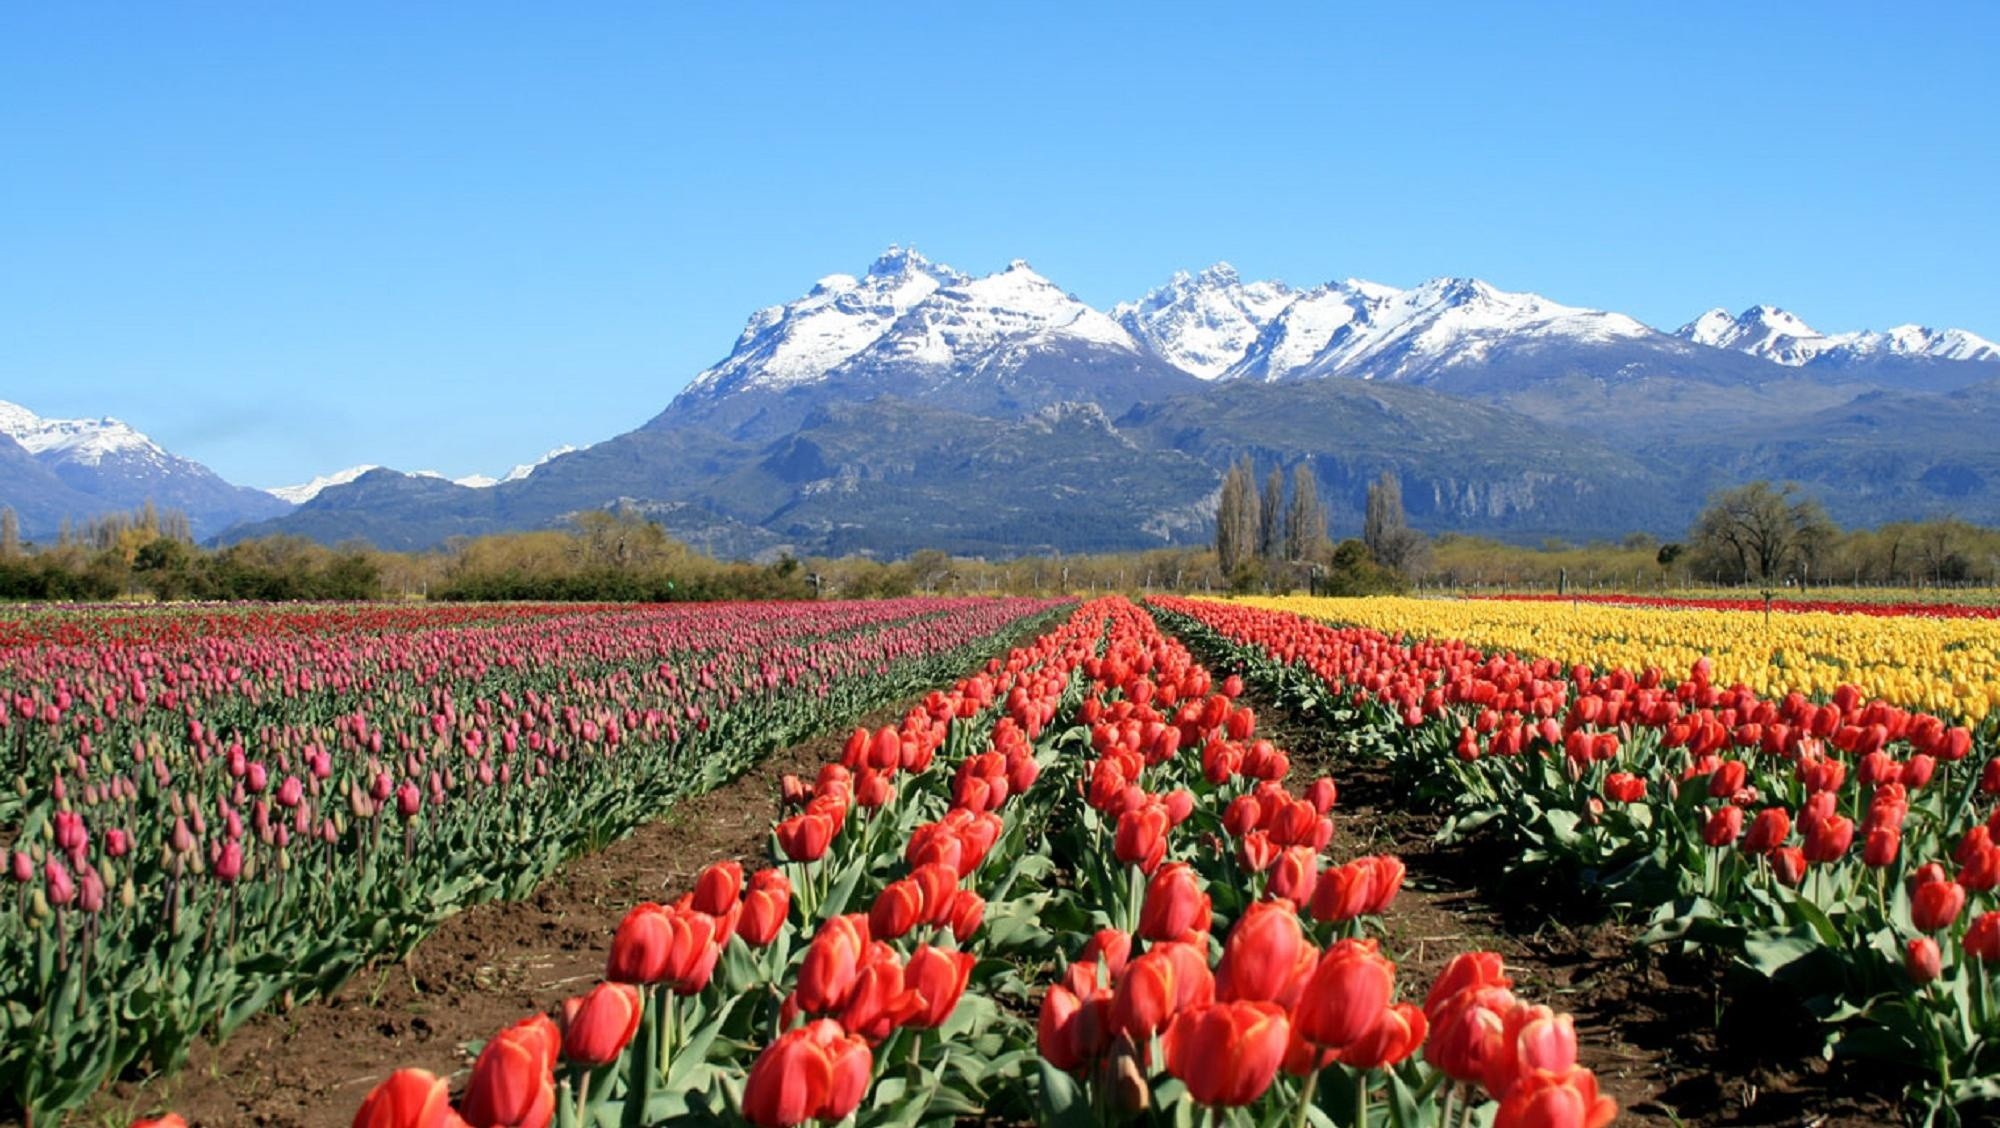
top-left (9, 591), bottom-right (1997, 1125)
top-left (1161, 594), bottom-right (2000, 1119)
top-left (8, 597), bottom-right (1631, 1127)
top-left (0, 598), bottom-right (1062, 1124)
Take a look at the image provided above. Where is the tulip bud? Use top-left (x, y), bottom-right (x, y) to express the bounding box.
top-left (1907, 937), bottom-right (1942, 985)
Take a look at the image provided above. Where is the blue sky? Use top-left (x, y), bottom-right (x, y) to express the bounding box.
top-left (4, 3), bottom-right (1996, 488)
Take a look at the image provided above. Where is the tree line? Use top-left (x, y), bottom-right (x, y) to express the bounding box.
top-left (2, 478), bottom-right (1996, 603)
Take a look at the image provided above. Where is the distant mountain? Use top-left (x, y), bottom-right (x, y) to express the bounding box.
top-left (1676, 306), bottom-right (2000, 390)
top-left (265, 448), bottom-right (580, 505)
top-left (23, 247), bottom-right (1998, 557)
top-left (654, 251), bottom-right (1202, 440)
top-left (0, 400), bottom-right (288, 540)
top-left (1114, 264), bottom-right (1295, 379)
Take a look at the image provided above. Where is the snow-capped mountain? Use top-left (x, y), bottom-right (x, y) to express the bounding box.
top-left (268, 465), bottom-right (383, 504)
top-left (1114, 264), bottom-right (1295, 379)
top-left (502, 446), bottom-right (580, 483)
top-left (0, 399), bottom-right (174, 471)
top-left (1224, 276), bottom-right (1657, 383)
top-left (0, 399), bottom-right (289, 538)
top-left (1676, 306), bottom-right (2000, 368)
top-left (268, 446), bottom-right (585, 503)
top-left (680, 246), bottom-right (967, 400)
top-left (657, 251), bottom-right (1196, 440)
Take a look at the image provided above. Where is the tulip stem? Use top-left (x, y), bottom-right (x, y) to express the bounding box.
top-left (1438, 1082), bottom-right (1456, 1128)
top-left (1354, 1073), bottom-right (1369, 1128)
top-left (1292, 1070), bottom-right (1318, 1128)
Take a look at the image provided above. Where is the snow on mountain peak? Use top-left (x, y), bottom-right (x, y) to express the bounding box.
top-left (1224, 274), bottom-right (1652, 383)
top-left (848, 257), bottom-right (1141, 371)
top-left (266, 465), bottom-right (382, 504)
top-left (0, 399), bottom-right (169, 467)
top-left (1672, 305), bottom-right (1997, 367)
top-left (1114, 263), bottom-right (1295, 379)
top-left (684, 247), bottom-right (970, 396)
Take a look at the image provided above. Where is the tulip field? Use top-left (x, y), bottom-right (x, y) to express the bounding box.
top-left (0, 598), bottom-right (1065, 1124)
top-left (313, 596), bottom-right (1613, 1128)
top-left (22, 586), bottom-right (1995, 1125)
top-left (1158, 594), bottom-right (2000, 1116)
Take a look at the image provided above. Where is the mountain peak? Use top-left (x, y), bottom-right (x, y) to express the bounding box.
top-left (867, 244), bottom-right (954, 281)
top-left (0, 398), bottom-right (166, 467)
top-left (1115, 264), bottom-right (1295, 380)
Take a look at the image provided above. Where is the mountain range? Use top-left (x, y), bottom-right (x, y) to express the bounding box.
top-left (6, 248), bottom-right (1998, 555)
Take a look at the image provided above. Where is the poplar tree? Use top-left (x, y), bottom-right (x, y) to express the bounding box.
top-left (1285, 463), bottom-right (1329, 562)
top-left (1259, 468), bottom-right (1286, 562)
top-left (1215, 457), bottom-right (1261, 574)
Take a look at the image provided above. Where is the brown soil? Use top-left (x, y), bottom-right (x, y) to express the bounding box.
top-left (80, 706), bottom-right (904, 1128)
top-left (1248, 677), bottom-right (1909, 1128)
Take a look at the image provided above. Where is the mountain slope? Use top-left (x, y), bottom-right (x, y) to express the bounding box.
top-left (220, 248), bottom-right (2000, 554)
top-left (651, 254), bottom-right (1201, 440)
top-left (0, 400), bottom-right (289, 539)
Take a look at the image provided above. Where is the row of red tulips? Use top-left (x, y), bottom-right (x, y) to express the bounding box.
top-left (1153, 596), bottom-right (2000, 1116)
top-left (130, 597), bottom-right (1626, 1127)
top-left (2, 598), bottom-right (1059, 1122)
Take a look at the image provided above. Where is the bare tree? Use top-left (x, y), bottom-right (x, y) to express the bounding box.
top-left (1259, 468), bottom-right (1286, 562)
top-left (1688, 481), bottom-right (1837, 583)
top-left (0, 508), bottom-right (16, 558)
top-left (1215, 457), bottom-right (1261, 575)
top-left (1363, 470), bottom-right (1428, 575)
top-left (1285, 463), bottom-right (1329, 563)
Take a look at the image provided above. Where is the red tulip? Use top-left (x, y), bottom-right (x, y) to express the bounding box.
top-left (1113, 805), bottom-right (1169, 873)
top-left (910, 862), bottom-right (960, 925)
top-left (1968, 912), bottom-right (2000, 961)
top-left (604, 904), bottom-right (676, 984)
top-left (691, 860), bottom-right (742, 921)
top-left (1164, 1001), bottom-right (1291, 1106)
top-left (1771, 846), bottom-right (1808, 885)
top-left (1741, 808), bottom-right (1790, 854)
top-left (352, 1069), bottom-right (468, 1128)
top-left (1803, 814), bottom-right (1854, 863)
top-left (131, 1117), bottom-right (190, 1128)
top-left (1218, 900), bottom-right (1306, 1004)
top-left (868, 879), bottom-right (925, 940)
top-left (775, 813), bottom-right (835, 862)
top-left (1310, 861), bottom-right (1373, 923)
top-left (742, 1019), bottom-right (871, 1127)
top-left (1701, 806), bottom-right (1743, 847)
top-left (1862, 826), bottom-right (1901, 868)
top-left (740, 869), bottom-right (791, 947)
top-left (1359, 855), bottom-right (1406, 914)
top-left (1907, 878), bottom-right (1964, 932)
top-left (461, 1015), bottom-right (558, 1128)
top-left (1037, 984), bottom-right (1087, 1071)
top-left (1483, 1004), bottom-right (1576, 1100)
top-left (1267, 845), bottom-right (1319, 906)
top-left (1294, 938), bottom-right (1395, 1049)
top-left (1907, 937), bottom-right (1942, 985)
top-left (1425, 951), bottom-right (1512, 1019)
top-left (1491, 1064), bottom-right (1618, 1128)
top-left (796, 914), bottom-right (870, 1014)
top-left (1603, 773), bottom-right (1645, 804)
top-left (1111, 948), bottom-right (1181, 1041)
top-left (1137, 862), bottom-right (1210, 942)
top-left (905, 945), bottom-right (975, 1028)
top-left (946, 888), bottom-right (985, 942)
top-left (560, 982), bottom-right (642, 1068)
top-left (835, 943), bottom-right (926, 1043)
top-left (1425, 987), bottom-right (1513, 1088)
top-left (1338, 1001), bottom-right (1428, 1070)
